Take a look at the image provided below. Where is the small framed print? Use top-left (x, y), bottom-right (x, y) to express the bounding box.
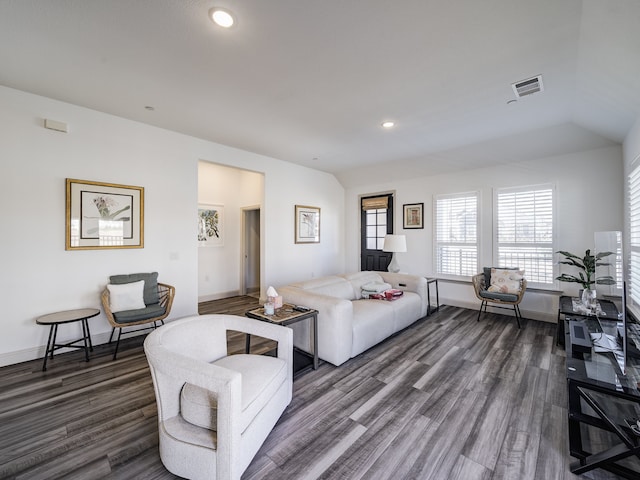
top-left (403, 203), bottom-right (424, 229)
top-left (198, 204), bottom-right (224, 246)
top-left (66, 178), bottom-right (144, 250)
top-left (295, 205), bottom-right (320, 244)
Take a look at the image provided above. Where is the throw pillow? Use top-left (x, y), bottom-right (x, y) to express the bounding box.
top-left (490, 268), bottom-right (525, 294)
top-left (109, 272), bottom-right (159, 305)
top-left (107, 280), bottom-right (146, 312)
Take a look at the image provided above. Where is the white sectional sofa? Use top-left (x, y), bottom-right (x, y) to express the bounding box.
top-left (278, 271), bottom-right (429, 367)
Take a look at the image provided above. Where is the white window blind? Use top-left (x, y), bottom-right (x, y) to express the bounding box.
top-left (434, 192), bottom-right (478, 276)
top-left (495, 185), bottom-right (554, 285)
top-left (629, 165), bottom-right (640, 305)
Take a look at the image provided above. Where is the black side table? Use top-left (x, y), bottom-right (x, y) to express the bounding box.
top-left (246, 304), bottom-right (318, 377)
top-left (426, 278), bottom-right (440, 315)
top-left (36, 308), bottom-right (100, 371)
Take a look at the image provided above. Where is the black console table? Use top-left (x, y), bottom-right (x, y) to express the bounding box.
top-left (557, 295), bottom-right (619, 346)
top-left (565, 316), bottom-right (640, 478)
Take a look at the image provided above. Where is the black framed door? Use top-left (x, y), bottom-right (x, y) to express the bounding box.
top-left (360, 194), bottom-right (393, 271)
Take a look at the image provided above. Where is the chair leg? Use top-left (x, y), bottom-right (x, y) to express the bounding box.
top-left (113, 329), bottom-right (122, 360)
top-left (515, 305), bottom-right (522, 329)
top-left (477, 300), bottom-right (486, 322)
top-left (108, 327), bottom-right (116, 344)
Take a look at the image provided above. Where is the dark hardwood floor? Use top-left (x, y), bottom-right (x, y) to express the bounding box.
top-left (0, 297), bottom-right (628, 479)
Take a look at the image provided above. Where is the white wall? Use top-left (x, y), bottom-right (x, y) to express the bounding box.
top-left (197, 162), bottom-right (263, 300)
top-left (345, 145), bottom-right (624, 321)
top-left (0, 85), bottom-right (345, 366)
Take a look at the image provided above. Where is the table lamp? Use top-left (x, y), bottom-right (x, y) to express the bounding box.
top-left (383, 234), bottom-right (407, 273)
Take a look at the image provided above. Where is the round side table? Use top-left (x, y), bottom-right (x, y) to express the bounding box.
top-left (36, 308), bottom-right (100, 371)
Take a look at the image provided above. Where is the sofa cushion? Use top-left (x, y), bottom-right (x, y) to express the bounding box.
top-left (109, 272), bottom-right (159, 305)
top-left (388, 292), bottom-right (423, 331)
top-left (289, 275), bottom-right (355, 300)
top-left (351, 300), bottom-right (395, 356)
top-left (180, 354), bottom-right (287, 433)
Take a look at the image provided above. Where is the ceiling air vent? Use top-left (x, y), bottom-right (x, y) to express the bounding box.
top-left (511, 75), bottom-right (544, 98)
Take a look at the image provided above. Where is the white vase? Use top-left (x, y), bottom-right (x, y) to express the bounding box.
top-left (581, 288), bottom-right (597, 311)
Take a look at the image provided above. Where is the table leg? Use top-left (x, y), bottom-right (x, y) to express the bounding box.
top-left (312, 313), bottom-right (318, 370)
top-left (42, 325), bottom-right (55, 371)
top-left (245, 333), bottom-right (251, 354)
top-left (85, 318), bottom-right (94, 351)
top-left (81, 319), bottom-right (90, 362)
top-left (50, 324), bottom-right (58, 359)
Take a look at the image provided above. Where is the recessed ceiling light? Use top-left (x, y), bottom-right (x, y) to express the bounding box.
top-left (381, 121), bottom-right (395, 128)
top-left (209, 7), bottom-right (235, 28)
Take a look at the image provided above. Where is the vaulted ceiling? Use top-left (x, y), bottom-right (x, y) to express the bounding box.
top-left (1, 0), bottom-right (638, 186)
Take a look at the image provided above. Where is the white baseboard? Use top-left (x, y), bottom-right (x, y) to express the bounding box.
top-left (0, 329), bottom-right (149, 368)
top-left (198, 290), bottom-right (240, 303)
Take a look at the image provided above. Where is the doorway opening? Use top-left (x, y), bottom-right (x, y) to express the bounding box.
top-left (241, 206), bottom-right (261, 298)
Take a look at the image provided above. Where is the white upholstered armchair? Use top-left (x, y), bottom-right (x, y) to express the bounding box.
top-left (144, 314), bottom-right (293, 480)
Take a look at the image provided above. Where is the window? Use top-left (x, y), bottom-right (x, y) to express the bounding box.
top-left (629, 165), bottom-right (640, 305)
top-left (434, 192), bottom-right (478, 276)
top-left (495, 185), bottom-right (554, 285)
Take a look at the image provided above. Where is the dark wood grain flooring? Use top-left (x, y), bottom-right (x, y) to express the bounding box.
top-left (0, 297), bottom-right (628, 479)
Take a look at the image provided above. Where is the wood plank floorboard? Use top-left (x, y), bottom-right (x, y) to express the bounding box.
top-left (0, 296), bottom-right (632, 479)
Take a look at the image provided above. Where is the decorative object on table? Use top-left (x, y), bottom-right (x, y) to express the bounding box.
top-left (266, 285), bottom-right (283, 308)
top-left (472, 267), bottom-right (527, 328)
top-left (382, 234), bottom-right (407, 273)
top-left (101, 272), bottom-right (174, 360)
top-left (264, 297), bottom-right (275, 315)
top-left (556, 249), bottom-right (615, 305)
top-left (295, 205), bottom-right (320, 243)
top-left (66, 178), bottom-right (144, 250)
top-left (403, 202), bottom-right (424, 229)
top-left (197, 204), bottom-right (224, 246)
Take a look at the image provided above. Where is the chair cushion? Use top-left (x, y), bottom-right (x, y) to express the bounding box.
top-left (109, 272), bottom-right (159, 305)
top-left (479, 290), bottom-right (519, 302)
top-left (107, 280), bottom-right (146, 313)
top-left (180, 354), bottom-right (287, 433)
top-left (489, 268), bottom-right (524, 294)
top-left (113, 303), bottom-right (165, 324)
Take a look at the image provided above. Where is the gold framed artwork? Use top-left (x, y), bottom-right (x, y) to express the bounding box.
top-left (295, 205), bottom-right (320, 244)
top-left (65, 178), bottom-right (144, 250)
top-left (403, 202), bottom-right (424, 229)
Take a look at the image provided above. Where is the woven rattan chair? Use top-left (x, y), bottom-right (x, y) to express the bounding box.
top-left (101, 272), bottom-right (175, 359)
top-left (472, 268), bottom-right (526, 328)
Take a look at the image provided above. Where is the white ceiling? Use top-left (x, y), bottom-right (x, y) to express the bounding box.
top-left (1, 0), bottom-right (638, 187)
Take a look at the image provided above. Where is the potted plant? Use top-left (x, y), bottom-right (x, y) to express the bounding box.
top-left (556, 249), bottom-right (616, 306)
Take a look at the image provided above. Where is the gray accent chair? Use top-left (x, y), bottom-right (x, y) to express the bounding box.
top-left (472, 267), bottom-right (527, 328)
top-left (101, 272), bottom-right (175, 359)
top-left (144, 315), bottom-right (293, 480)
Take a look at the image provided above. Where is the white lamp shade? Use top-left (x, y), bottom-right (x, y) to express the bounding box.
top-left (382, 234), bottom-right (407, 253)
